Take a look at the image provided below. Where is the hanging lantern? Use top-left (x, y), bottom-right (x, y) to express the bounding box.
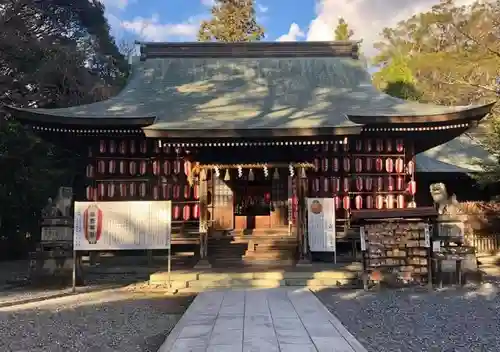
top-left (262, 165), bottom-right (268, 179)
top-left (161, 184), bottom-right (171, 199)
top-left (119, 140), bottom-right (127, 155)
top-left (343, 177), bottom-right (350, 192)
top-left (224, 169), bottom-right (230, 181)
top-left (355, 158), bottom-right (363, 173)
top-left (313, 158), bottom-right (320, 172)
top-left (97, 160), bottom-right (106, 174)
top-left (396, 176), bottom-right (404, 191)
top-left (193, 204), bottom-right (200, 219)
top-left (365, 139), bottom-right (373, 152)
top-left (139, 183), bottom-right (147, 197)
top-left (173, 160), bottom-right (182, 175)
top-left (320, 177), bottom-right (327, 192)
top-left (152, 161), bottom-right (160, 175)
top-left (300, 167), bottom-right (307, 179)
top-left (397, 194), bottom-right (405, 209)
top-left (97, 183), bottom-right (105, 199)
top-left (396, 139), bottom-right (404, 153)
top-left (385, 158), bottom-right (394, 173)
top-left (85, 186), bottom-right (94, 201)
top-left (248, 169), bottom-right (255, 181)
top-left (386, 139), bottom-right (393, 152)
top-left (119, 183), bottom-right (127, 197)
top-left (375, 158), bottom-right (383, 172)
top-left (163, 161), bottom-right (171, 175)
top-left (109, 140), bottom-right (117, 154)
top-left (130, 140), bottom-right (136, 154)
top-left (173, 205), bottom-right (180, 220)
top-left (153, 185), bottom-right (160, 200)
top-left (139, 140), bottom-right (147, 154)
top-left (321, 158), bottom-right (329, 172)
top-left (386, 195), bottom-right (395, 209)
top-left (366, 195), bottom-right (374, 209)
top-left (332, 177), bottom-right (340, 193)
top-left (342, 139), bottom-right (349, 152)
top-left (408, 180), bottom-right (417, 195)
top-left (86, 165), bottom-right (94, 178)
top-left (365, 176), bottom-right (373, 191)
top-left (107, 183), bottom-right (115, 198)
top-left (355, 195), bottom-right (363, 209)
top-left (375, 139), bottom-right (384, 152)
top-left (173, 184), bottom-right (181, 199)
top-left (395, 158), bottom-right (404, 173)
top-left (376, 176), bottom-right (384, 191)
top-left (154, 143), bottom-right (161, 154)
top-left (342, 196), bottom-right (350, 209)
top-left (237, 165), bottom-right (243, 178)
top-left (129, 183), bottom-right (137, 197)
top-left (288, 164), bottom-right (294, 177)
top-left (162, 144), bottom-right (171, 154)
top-left (193, 184), bottom-right (199, 200)
top-left (99, 140), bottom-right (106, 153)
top-left (313, 178), bottom-right (320, 193)
top-left (407, 160), bottom-right (415, 175)
top-left (182, 205), bottom-right (190, 221)
top-left (332, 158), bottom-right (340, 172)
top-left (355, 140), bottom-right (362, 152)
top-left (119, 160), bottom-right (127, 174)
top-left (273, 167), bottom-right (280, 180)
top-left (387, 176), bottom-right (395, 191)
top-left (365, 157), bottom-right (373, 171)
top-left (109, 160), bottom-right (116, 174)
top-left (334, 196), bottom-right (340, 209)
top-left (355, 177), bottom-right (363, 191)
top-left (139, 161), bottom-right (147, 175)
top-left (129, 161), bottom-right (137, 176)
top-left (214, 167), bottom-right (220, 178)
top-left (184, 185), bottom-right (191, 199)
top-left (343, 157), bottom-right (351, 172)
top-left (375, 195), bottom-right (384, 209)
top-left (184, 160), bottom-right (192, 178)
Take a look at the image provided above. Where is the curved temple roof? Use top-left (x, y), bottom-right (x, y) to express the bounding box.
top-left (6, 42), bottom-right (494, 137)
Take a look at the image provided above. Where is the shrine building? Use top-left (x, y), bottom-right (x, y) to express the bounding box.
top-left (7, 41), bottom-right (495, 266)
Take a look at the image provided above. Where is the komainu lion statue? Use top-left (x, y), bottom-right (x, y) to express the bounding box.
top-left (429, 183), bottom-right (462, 215)
top-left (41, 187), bottom-right (73, 218)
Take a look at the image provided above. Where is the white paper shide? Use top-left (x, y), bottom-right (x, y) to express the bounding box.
top-left (73, 201), bottom-right (172, 250)
top-left (307, 198), bottom-right (336, 252)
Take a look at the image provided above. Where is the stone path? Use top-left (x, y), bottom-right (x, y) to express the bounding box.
top-left (158, 288), bottom-right (368, 352)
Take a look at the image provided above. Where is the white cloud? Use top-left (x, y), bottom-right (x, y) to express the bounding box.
top-left (121, 14), bottom-right (202, 41)
top-left (201, 0), bottom-right (215, 7)
top-left (257, 4), bottom-right (269, 13)
top-left (99, 0), bottom-right (130, 11)
top-left (277, 23), bottom-right (305, 42)
top-left (305, 0), bottom-right (477, 56)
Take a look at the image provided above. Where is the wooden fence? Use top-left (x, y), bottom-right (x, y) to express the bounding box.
top-left (460, 202), bottom-right (500, 255)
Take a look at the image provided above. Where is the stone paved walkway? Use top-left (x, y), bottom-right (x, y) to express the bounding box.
top-left (158, 288), bottom-right (368, 352)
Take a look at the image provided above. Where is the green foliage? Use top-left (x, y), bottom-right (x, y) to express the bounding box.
top-left (198, 0), bottom-right (265, 42)
top-left (334, 18), bottom-right (354, 41)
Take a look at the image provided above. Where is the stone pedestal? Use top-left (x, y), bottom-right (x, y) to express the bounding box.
top-left (194, 259), bottom-right (212, 269)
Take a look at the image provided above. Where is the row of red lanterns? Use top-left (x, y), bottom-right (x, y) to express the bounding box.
top-left (310, 177), bottom-right (417, 194)
top-left (312, 157), bottom-right (415, 174)
top-left (86, 160), bottom-right (192, 178)
top-left (85, 183), bottom-right (200, 200)
top-left (97, 140), bottom-right (182, 155)
top-left (333, 194), bottom-right (407, 210)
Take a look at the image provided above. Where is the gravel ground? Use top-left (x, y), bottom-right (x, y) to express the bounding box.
top-left (316, 283), bottom-right (500, 352)
top-left (0, 289), bottom-right (194, 352)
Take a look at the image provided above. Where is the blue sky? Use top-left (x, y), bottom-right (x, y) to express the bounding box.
top-left (102, 0), bottom-right (476, 57)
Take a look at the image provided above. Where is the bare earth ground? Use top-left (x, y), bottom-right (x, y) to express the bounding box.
top-left (315, 282), bottom-right (500, 352)
top-left (0, 290), bottom-right (194, 352)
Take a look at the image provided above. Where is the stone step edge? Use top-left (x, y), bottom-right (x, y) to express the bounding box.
top-left (149, 278), bottom-right (360, 288)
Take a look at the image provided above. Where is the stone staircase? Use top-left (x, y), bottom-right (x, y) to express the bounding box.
top-left (207, 227), bottom-right (298, 267)
top-left (148, 263), bottom-right (363, 292)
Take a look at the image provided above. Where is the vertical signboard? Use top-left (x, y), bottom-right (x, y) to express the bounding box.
top-left (307, 198), bottom-right (336, 252)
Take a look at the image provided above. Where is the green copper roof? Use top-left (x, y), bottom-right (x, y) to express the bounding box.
top-left (8, 56), bottom-right (492, 131)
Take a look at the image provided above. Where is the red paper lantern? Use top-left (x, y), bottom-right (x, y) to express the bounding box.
top-left (396, 176), bottom-right (404, 191)
top-left (153, 186), bottom-right (160, 200)
top-left (182, 205), bottom-right (190, 221)
top-left (321, 158), bottom-right (329, 172)
top-left (355, 158), bottom-right (363, 172)
top-left (343, 196), bottom-right (350, 209)
top-left (376, 177), bottom-right (384, 191)
top-left (365, 177), bottom-right (373, 191)
top-left (99, 140), bottom-right (106, 153)
top-left (193, 204), bottom-right (200, 219)
top-left (332, 177), bottom-right (340, 193)
top-left (366, 195), bottom-right (374, 209)
top-left (375, 139), bottom-right (383, 152)
top-left (408, 180), bottom-right (417, 195)
top-left (85, 186), bottom-right (95, 200)
top-left (332, 158), bottom-right (340, 172)
top-left (386, 139), bottom-right (393, 152)
top-left (129, 183), bottom-right (137, 197)
top-left (385, 158), bottom-right (394, 173)
top-left (139, 161), bottom-right (147, 175)
top-left (343, 157), bottom-right (351, 172)
top-left (83, 204), bottom-right (102, 244)
top-left (313, 158), bottom-right (320, 172)
top-left (397, 194), bottom-right (405, 208)
top-left (184, 185), bottom-right (191, 199)
top-left (119, 140), bottom-right (127, 154)
top-left (184, 160), bottom-right (192, 177)
top-left (193, 184), bottom-right (199, 200)
top-left (355, 140), bottom-right (362, 151)
top-left (375, 158), bottom-right (383, 172)
top-left (375, 195), bottom-right (384, 209)
top-left (173, 160), bottom-right (182, 174)
top-left (343, 178), bottom-right (350, 192)
top-left (153, 161), bottom-right (161, 175)
top-left (334, 196), bottom-right (340, 209)
top-left (355, 177), bottom-right (363, 191)
top-left (119, 160), bottom-right (127, 174)
top-left (395, 158), bottom-right (404, 173)
top-left (173, 184), bottom-right (181, 199)
top-left (139, 183), bottom-right (147, 197)
top-left (139, 140), bottom-right (147, 154)
top-left (313, 178), bottom-right (320, 193)
top-left (86, 165), bottom-right (94, 178)
top-left (365, 158), bottom-right (373, 171)
top-left (109, 140), bottom-right (117, 154)
top-left (129, 161), bottom-right (137, 175)
top-left (161, 184), bottom-right (170, 199)
top-left (323, 177), bottom-right (329, 192)
top-left (108, 160), bottom-right (116, 174)
top-left (396, 139), bottom-right (404, 152)
top-left (119, 183), bottom-right (127, 197)
top-left (407, 160), bottom-right (415, 175)
top-left (355, 195), bottom-right (363, 209)
top-left (386, 195), bottom-right (395, 209)
top-left (365, 139), bottom-right (373, 152)
top-left (97, 183), bottom-right (105, 198)
top-left (387, 176), bottom-right (395, 191)
top-left (97, 160), bottom-right (106, 174)
top-left (130, 140), bottom-right (136, 154)
top-left (107, 184), bottom-right (115, 198)
top-left (173, 205), bottom-right (180, 220)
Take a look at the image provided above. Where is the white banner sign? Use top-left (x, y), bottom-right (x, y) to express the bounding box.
top-left (73, 201), bottom-right (171, 251)
top-left (307, 198), bottom-right (336, 252)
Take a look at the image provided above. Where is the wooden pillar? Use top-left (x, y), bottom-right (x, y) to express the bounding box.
top-left (297, 167), bottom-right (312, 266)
top-left (194, 168), bottom-right (211, 269)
